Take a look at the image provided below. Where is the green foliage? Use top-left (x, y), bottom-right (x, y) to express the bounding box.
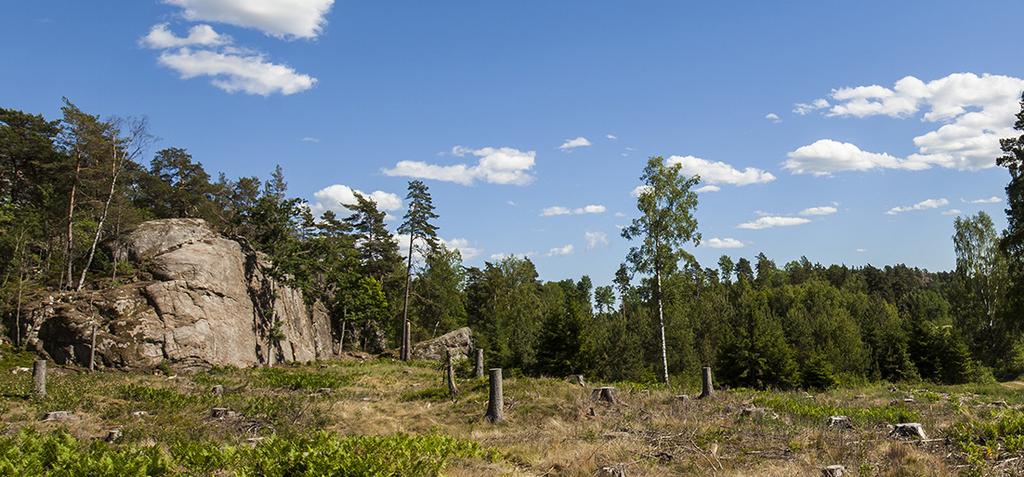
top-left (754, 394), bottom-right (920, 425)
top-left (0, 428), bottom-right (491, 476)
top-left (255, 367), bottom-right (351, 391)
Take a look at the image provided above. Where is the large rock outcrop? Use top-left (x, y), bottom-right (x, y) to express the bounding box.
top-left (411, 327), bottom-right (473, 362)
top-left (22, 219), bottom-right (338, 370)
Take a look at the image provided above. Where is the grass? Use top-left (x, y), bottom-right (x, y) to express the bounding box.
top-left (0, 345), bottom-right (1021, 475)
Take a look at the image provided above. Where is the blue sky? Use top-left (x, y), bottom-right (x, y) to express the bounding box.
top-left (2, 1), bottom-right (1021, 284)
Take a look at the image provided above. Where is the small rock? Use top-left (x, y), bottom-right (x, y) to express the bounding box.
top-left (211, 385), bottom-right (224, 396)
top-left (827, 415), bottom-right (854, 429)
top-left (822, 464), bottom-right (847, 477)
top-left (597, 465), bottom-right (626, 477)
top-left (674, 394), bottom-right (690, 401)
top-left (565, 374), bottom-right (586, 387)
top-left (105, 430), bottom-right (122, 443)
top-left (890, 422), bottom-right (927, 440)
top-left (43, 411), bottom-right (72, 421)
top-left (131, 410), bottom-right (149, 417)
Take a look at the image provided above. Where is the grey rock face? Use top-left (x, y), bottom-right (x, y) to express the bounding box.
top-left (411, 327), bottom-right (473, 361)
top-left (23, 219), bottom-right (337, 370)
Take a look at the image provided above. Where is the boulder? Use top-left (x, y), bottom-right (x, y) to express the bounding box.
top-left (890, 423), bottom-right (927, 440)
top-left (411, 327), bottom-right (473, 361)
top-left (22, 219), bottom-right (337, 371)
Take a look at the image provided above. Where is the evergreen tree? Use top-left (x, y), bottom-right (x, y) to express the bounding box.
top-left (397, 180), bottom-right (439, 361)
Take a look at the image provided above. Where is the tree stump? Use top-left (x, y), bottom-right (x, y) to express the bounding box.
top-left (445, 350), bottom-right (459, 399)
top-left (485, 368), bottom-right (504, 423)
top-left (566, 374), bottom-right (586, 387)
top-left (32, 360), bottom-right (46, 399)
top-left (105, 429), bottom-right (122, 443)
top-left (698, 366), bottom-right (714, 399)
top-left (474, 348), bottom-right (484, 378)
top-left (822, 465), bottom-right (847, 477)
top-left (43, 411), bottom-right (71, 421)
top-left (890, 423), bottom-right (927, 440)
top-left (591, 387), bottom-right (619, 405)
top-left (597, 465), bottom-right (626, 477)
top-left (827, 415), bottom-right (854, 429)
top-left (211, 385), bottom-right (224, 396)
top-left (89, 324), bottom-right (98, 371)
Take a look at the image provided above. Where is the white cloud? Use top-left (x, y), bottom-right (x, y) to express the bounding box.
top-left (886, 198), bottom-right (949, 215)
top-left (584, 231), bottom-right (609, 250)
top-left (141, 23), bottom-right (231, 48)
top-left (309, 184), bottom-right (402, 217)
top-left (559, 136), bottom-right (592, 151)
top-left (856, 248), bottom-right (867, 253)
top-left (784, 139), bottom-right (930, 175)
top-left (383, 146), bottom-right (536, 186)
top-left (489, 252), bottom-right (535, 261)
top-left (300, 136), bottom-right (319, 143)
top-left (158, 48), bottom-right (316, 95)
top-left (942, 209), bottom-right (963, 216)
top-left (793, 98), bottom-right (830, 115)
top-left (606, 134), bottom-right (618, 140)
top-left (737, 216), bottom-right (811, 230)
top-left (695, 185), bottom-right (721, 193)
top-left (631, 185), bottom-right (651, 198)
top-left (703, 238), bottom-right (745, 249)
top-left (164, 0), bottom-right (334, 39)
top-left (666, 155), bottom-right (776, 186)
top-left (765, 112), bottom-right (781, 123)
top-left (794, 73), bottom-right (1024, 172)
top-left (967, 196), bottom-right (1002, 204)
top-left (541, 204), bottom-right (606, 217)
top-left (442, 238), bottom-right (482, 260)
top-left (799, 206), bottom-right (838, 216)
top-left (546, 244), bottom-right (575, 257)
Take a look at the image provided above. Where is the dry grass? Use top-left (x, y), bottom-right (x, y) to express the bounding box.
top-left (1, 349), bottom-right (1021, 475)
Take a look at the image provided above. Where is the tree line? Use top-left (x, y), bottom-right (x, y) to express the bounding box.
top-left (2, 96), bottom-right (1023, 389)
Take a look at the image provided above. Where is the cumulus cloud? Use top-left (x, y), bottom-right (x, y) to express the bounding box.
top-left (703, 238), bottom-right (745, 249)
top-left (395, 234), bottom-right (481, 262)
top-left (541, 204), bottom-right (606, 217)
top-left (547, 244), bottom-right (575, 257)
top-left (383, 146), bottom-right (536, 186)
top-left (765, 113), bottom-right (781, 123)
top-left (695, 185), bottom-right (721, 193)
top-left (584, 231), bottom-right (609, 250)
top-left (164, 0), bottom-right (335, 39)
top-left (666, 155), bottom-right (776, 186)
top-left (793, 98), bottom-right (830, 115)
top-left (792, 73), bottom-right (1024, 173)
top-left (737, 216), bottom-right (811, 230)
top-left (158, 48), bottom-right (316, 95)
top-left (606, 134), bottom-right (618, 140)
top-left (309, 184), bottom-right (402, 217)
top-left (442, 238), bottom-right (482, 260)
top-left (631, 185), bottom-right (651, 198)
top-left (886, 198), bottom-right (949, 215)
top-left (784, 139), bottom-right (929, 175)
top-left (967, 196), bottom-right (1003, 204)
top-left (799, 206), bottom-right (838, 216)
top-left (141, 23), bottom-right (231, 48)
top-left (559, 137), bottom-right (592, 151)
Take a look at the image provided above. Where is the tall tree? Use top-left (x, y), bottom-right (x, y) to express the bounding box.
top-left (951, 212), bottom-right (1010, 365)
top-left (397, 180), bottom-right (439, 361)
top-left (621, 156), bottom-right (701, 384)
top-left (998, 93), bottom-right (1024, 344)
top-left (345, 192), bottom-right (401, 285)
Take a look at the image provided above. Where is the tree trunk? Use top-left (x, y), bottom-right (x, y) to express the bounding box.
top-left (63, 151), bottom-right (82, 290)
top-left (699, 366), bottom-right (714, 399)
top-left (77, 144), bottom-right (124, 291)
top-left (400, 232), bottom-right (414, 361)
top-left (445, 350), bottom-right (459, 399)
top-left (590, 386), bottom-right (620, 404)
top-left (485, 368), bottom-right (504, 423)
top-left (33, 360), bottom-right (46, 398)
top-left (655, 267), bottom-right (669, 385)
top-left (89, 324), bottom-right (98, 371)
top-left (474, 348), bottom-right (484, 378)
top-left (339, 320), bottom-right (347, 353)
top-left (14, 270), bottom-right (23, 348)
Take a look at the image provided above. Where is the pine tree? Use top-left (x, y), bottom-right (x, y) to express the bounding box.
top-left (397, 180), bottom-right (439, 361)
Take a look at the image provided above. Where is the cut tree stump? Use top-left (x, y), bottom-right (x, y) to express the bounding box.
top-left (698, 366), bottom-right (714, 399)
top-left (890, 423), bottom-right (927, 440)
top-left (474, 349), bottom-right (484, 378)
top-left (32, 360), bottom-right (46, 399)
top-left (445, 350), bottom-right (459, 399)
top-left (485, 368), bottom-right (504, 423)
top-left (597, 465), bottom-right (626, 477)
top-left (591, 387), bottom-right (619, 405)
top-left (822, 465), bottom-right (847, 477)
top-left (42, 411), bottom-right (71, 421)
top-left (89, 324), bottom-right (97, 371)
top-left (827, 415), bottom-right (854, 429)
top-left (105, 429), bottom-right (122, 443)
top-left (210, 407), bottom-right (235, 419)
top-left (211, 385), bottom-right (224, 396)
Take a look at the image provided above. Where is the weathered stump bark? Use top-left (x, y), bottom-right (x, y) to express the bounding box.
top-left (474, 348), bottom-right (484, 378)
top-left (591, 387), bottom-right (619, 404)
top-left (485, 368), bottom-right (503, 423)
top-left (32, 359), bottom-right (46, 398)
top-left (698, 366), bottom-right (714, 399)
top-left (445, 350), bottom-right (459, 399)
top-left (890, 423), bottom-right (927, 440)
top-left (827, 415), bottom-right (853, 429)
top-left (822, 465), bottom-right (847, 477)
top-left (566, 374), bottom-right (586, 387)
